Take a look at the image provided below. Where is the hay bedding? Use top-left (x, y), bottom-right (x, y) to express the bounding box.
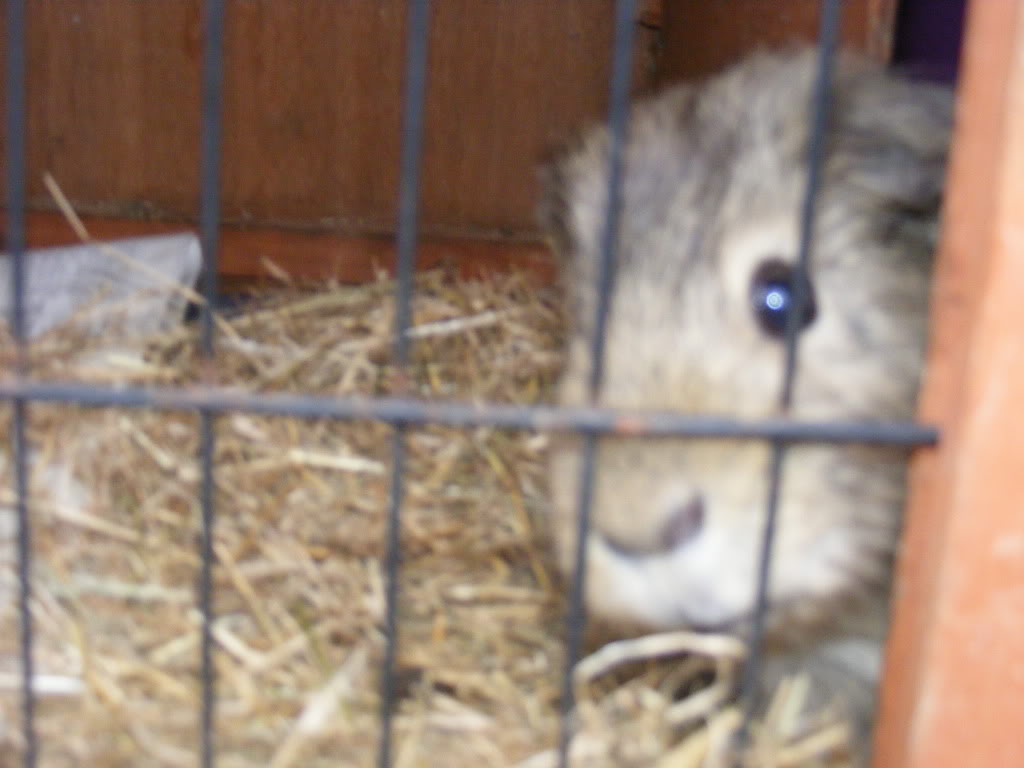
top-left (0, 266), bottom-right (854, 767)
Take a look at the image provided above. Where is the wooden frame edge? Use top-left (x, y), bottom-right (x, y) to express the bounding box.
top-left (0, 211), bottom-right (557, 288)
top-left (874, 1), bottom-right (1024, 766)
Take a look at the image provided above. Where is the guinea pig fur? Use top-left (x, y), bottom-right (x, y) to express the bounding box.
top-left (539, 47), bottom-right (953, 747)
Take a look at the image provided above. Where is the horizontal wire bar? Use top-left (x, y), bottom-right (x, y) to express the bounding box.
top-left (0, 379), bottom-right (937, 445)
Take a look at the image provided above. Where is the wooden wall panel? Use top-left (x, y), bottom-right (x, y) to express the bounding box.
top-left (873, 0), bottom-right (1024, 765)
top-left (659, 0), bottom-right (896, 82)
top-left (0, 1), bottom-right (898, 283)
top-left (1, 2), bottom-right (203, 217)
top-left (0, 0), bottom-right (657, 240)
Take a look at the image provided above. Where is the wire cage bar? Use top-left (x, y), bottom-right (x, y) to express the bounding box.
top-left (5, 0), bottom-right (38, 765)
top-left (378, 1), bottom-right (433, 766)
top-left (739, 0), bottom-right (844, 730)
top-left (196, 1), bottom-right (229, 765)
top-left (556, 1), bottom-right (638, 765)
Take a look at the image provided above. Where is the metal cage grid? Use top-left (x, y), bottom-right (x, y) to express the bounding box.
top-left (2, 1), bottom-right (939, 766)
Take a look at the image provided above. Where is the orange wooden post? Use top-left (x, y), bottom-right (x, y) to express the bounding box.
top-left (873, 1), bottom-right (1024, 767)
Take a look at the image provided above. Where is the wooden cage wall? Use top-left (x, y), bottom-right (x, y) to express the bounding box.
top-left (1, 0), bottom-right (892, 286)
top-left (874, 1), bottom-right (1024, 766)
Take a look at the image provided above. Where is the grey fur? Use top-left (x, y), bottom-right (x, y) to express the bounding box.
top-left (539, 48), bottom-right (953, 758)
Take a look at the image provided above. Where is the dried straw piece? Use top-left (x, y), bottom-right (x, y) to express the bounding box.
top-left (0, 268), bottom-right (854, 767)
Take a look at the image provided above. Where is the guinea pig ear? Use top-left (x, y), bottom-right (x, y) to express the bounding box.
top-left (536, 137), bottom-right (584, 259)
top-left (833, 72), bottom-right (954, 215)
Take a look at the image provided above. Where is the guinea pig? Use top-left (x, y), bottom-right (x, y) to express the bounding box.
top-left (539, 47), bottom-right (953, 749)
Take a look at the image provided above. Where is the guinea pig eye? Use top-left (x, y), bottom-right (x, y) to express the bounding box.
top-left (749, 258), bottom-right (817, 338)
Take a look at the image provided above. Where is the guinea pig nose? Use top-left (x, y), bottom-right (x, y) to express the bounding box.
top-left (660, 494), bottom-right (705, 552)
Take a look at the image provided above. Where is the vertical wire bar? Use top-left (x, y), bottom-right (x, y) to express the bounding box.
top-left (392, 0), bottom-right (432, 371)
top-left (557, 2), bottom-right (637, 767)
top-left (378, 2), bottom-right (432, 767)
top-left (5, 1), bottom-right (37, 765)
top-left (197, 1), bottom-right (227, 766)
top-left (197, 411), bottom-right (218, 768)
top-left (781, 0), bottom-right (844, 410)
top-left (739, 0), bottom-right (844, 732)
top-left (11, 401), bottom-right (34, 768)
top-left (199, 0), bottom-right (226, 360)
top-left (5, 0), bottom-right (27, 345)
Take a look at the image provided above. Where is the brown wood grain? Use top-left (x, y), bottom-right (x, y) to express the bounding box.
top-left (0, 1), bottom-right (895, 284)
top-left (658, 0), bottom-right (894, 83)
top-left (0, 1), bottom-right (656, 241)
top-left (873, 1), bottom-right (1024, 766)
